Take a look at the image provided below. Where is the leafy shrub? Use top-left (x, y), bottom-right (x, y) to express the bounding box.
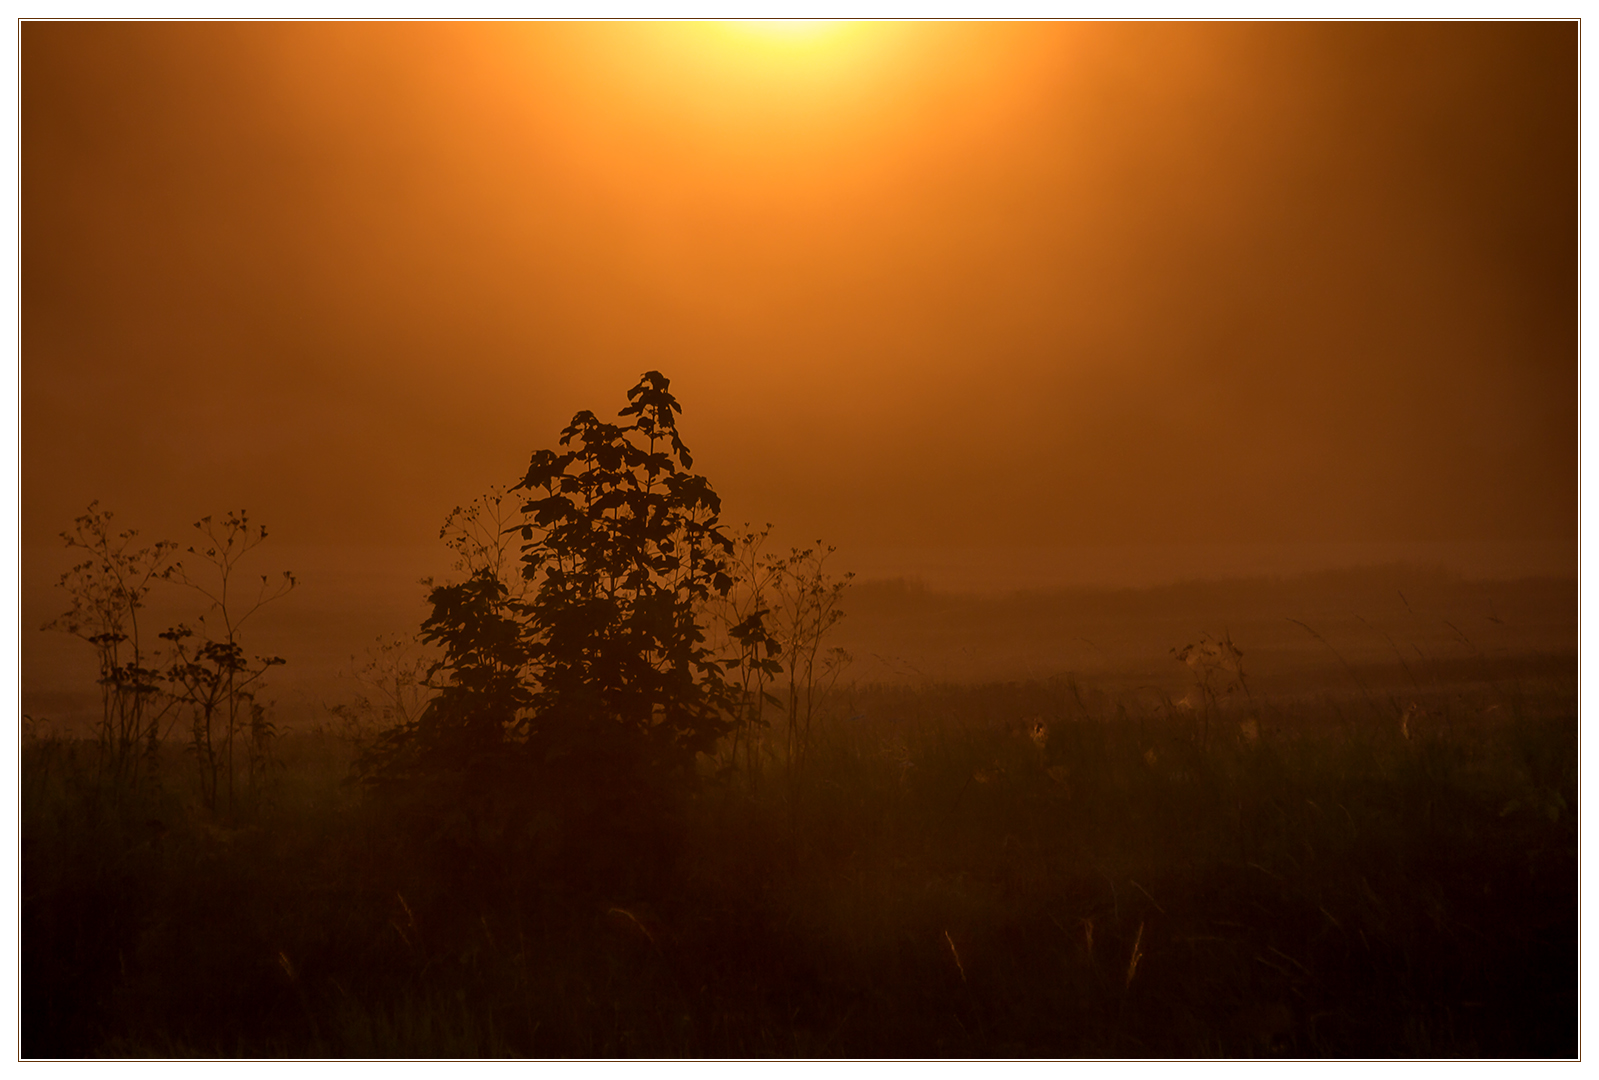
top-left (361, 372), bottom-right (760, 891)
top-left (514, 371), bottom-right (740, 778)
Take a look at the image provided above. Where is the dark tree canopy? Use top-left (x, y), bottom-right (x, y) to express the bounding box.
top-left (513, 371), bottom-right (738, 773)
top-left (360, 372), bottom-right (756, 881)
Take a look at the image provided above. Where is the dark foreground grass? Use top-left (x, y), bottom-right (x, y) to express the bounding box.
top-left (22, 672), bottom-right (1576, 1057)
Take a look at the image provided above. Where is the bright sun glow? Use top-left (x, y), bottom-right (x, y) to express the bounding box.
top-left (730, 20), bottom-right (844, 41)
top-left (714, 19), bottom-right (860, 60)
top-left (628, 20), bottom-right (884, 108)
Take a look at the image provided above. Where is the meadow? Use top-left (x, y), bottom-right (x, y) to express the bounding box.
top-left (21, 653), bottom-right (1576, 1057)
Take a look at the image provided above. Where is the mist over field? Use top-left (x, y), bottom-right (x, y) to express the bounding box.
top-left (20, 21), bottom-right (1576, 1058)
top-left (21, 547), bottom-right (1578, 735)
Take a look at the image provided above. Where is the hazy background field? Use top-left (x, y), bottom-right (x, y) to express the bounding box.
top-left (22, 534), bottom-right (1577, 735)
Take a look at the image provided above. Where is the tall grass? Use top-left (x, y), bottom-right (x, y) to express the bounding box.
top-left (22, 666), bottom-right (1576, 1057)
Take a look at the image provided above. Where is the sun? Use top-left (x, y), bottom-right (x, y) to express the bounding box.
top-left (728, 20), bottom-right (845, 41)
top-left (605, 20), bottom-right (882, 112)
top-left (710, 19), bottom-right (862, 60)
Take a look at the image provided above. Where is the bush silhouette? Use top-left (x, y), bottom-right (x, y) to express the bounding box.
top-left (361, 372), bottom-right (755, 891)
top-left (515, 371), bottom-right (739, 775)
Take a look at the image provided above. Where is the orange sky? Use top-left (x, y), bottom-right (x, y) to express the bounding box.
top-left (22, 22), bottom-right (1577, 584)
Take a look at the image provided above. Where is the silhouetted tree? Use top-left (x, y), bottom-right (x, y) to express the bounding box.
top-left (362, 372), bottom-right (764, 888)
top-left (360, 569), bottom-right (530, 790)
top-left (511, 371), bottom-right (740, 782)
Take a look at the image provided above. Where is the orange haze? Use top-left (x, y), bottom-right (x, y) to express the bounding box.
top-left (22, 22), bottom-right (1576, 714)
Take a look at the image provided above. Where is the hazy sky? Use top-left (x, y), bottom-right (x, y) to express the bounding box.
top-left (23, 22), bottom-right (1576, 579)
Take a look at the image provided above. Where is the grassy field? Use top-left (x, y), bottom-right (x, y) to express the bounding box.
top-left (21, 656), bottom-right (1576, 1058)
